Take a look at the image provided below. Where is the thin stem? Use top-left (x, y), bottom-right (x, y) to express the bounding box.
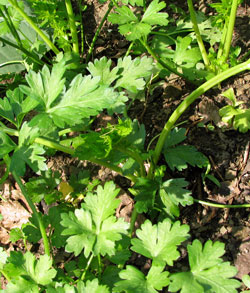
top-left (0, 60), bottom-right (24, 69)
top-left (140, 39), bottom-right (197, 84)
top-left (65, 0), bottom-right (79, 55)
top-left (80, 253), bottom-right (94, 281)
top-left (0, 7), bottom-right (21, 47)
top-left (115, 145), bottom-right (146, 177)
top-left (77, 0), bottom-right (85, 56)
top-left (217, 20), bottom-right (228, 60)
top-left (0, 270), bottom-right (10, 282)
top-left (97, 254), bottom-right (102, 280)
top-left (125, 41), bottom-right (134, 56)
top-left (194, 198), bottom-right (250, 208)
top-left (12, 171), bottom-right (50, 256)
top-left (86, 4), bottom-right (113, 63)
top-left (0, 37), bottom-right (44, 66)
top-left (187, 0), bottom-right (210, 68)
top-left (8, 0), bottom-right (60, 55)
top-left (221, 0), bottom-right (238, 63)
top-left (1, 126), bottom-right (137, 183)
top-left (149, 59), bottom-right (250, 176)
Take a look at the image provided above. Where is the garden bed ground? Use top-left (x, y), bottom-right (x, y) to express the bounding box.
top-left (0, 0), bottom-right (250, 290)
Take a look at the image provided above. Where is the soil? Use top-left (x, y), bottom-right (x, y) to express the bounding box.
top-left (0, 0), bottom-right (250, 291)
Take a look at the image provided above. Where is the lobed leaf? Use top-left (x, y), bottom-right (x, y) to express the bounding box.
top-left (115, 56), bottom-right (153, 93)
top-left (142, 0), bottom-right (169, 26)
top-left (61, 182), bottom-right (129, 257)
top-left (169, 239), bottom-right (241, 292)
top-left (20, 61), bottom-right (66, 110)
top-left (164, 144), bottom-right (209, 171)
top-left (160, 178), bottom-right (193, 218)
top-left (47, 75), bottom-right (117, 127)
top-left (115, 264), bottom-right (169, 293)
top-left (131, 219), bottom-right (190, 266)
top-left (3, 251), bottom-right (56, 291)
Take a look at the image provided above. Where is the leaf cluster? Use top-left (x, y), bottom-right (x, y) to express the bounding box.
top-left (0, 183), bottom-right (241, 292)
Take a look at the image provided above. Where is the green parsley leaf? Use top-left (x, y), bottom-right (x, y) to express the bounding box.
top-left (173, 36), bottom-right (202, 67)
top-left (129, 178), bottom-right (159, 213)
top-left (109, 0), bottom-right (168, 41)
top-left (219, 87), bottom-right (250, 133)
top-left (164, 145), bottom-right (209, 171)
top-left (169, 239), bottom-right (241, 292)
top-left (61, 181), bottom-right (129, 257)
top-left (10, 122), bottom-right (47, 176)
top-left (20, 61), bottom-right (66, 110)
top-left (73, 132), bottom-right (112, 160)
top-left (141, 0), bottom-right (169, 26)
top-left (4, 251), bottom-right (56, 291)
top-left (87, 57), bottom-right (119, 86)
top-left (160, 178), bottom-right (193, 218)
top-left (121, 0), bottom-right (144, 5)
top-left (0, 131), bottom-right (16, 158)
top-left (115, 56), bottom-right (153, 93)
top-left (77, 279), bottom-right (110, 293)
top-left (115, 264), bottom-right (169, 293)
top-left (47, 75), bottom-right (117, 127)
top-left (131, 219), bottom-right (190, 266)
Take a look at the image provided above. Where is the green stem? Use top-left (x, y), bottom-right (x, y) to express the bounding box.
top-left (125, 41), bottom-right (134, 56)
top-left (0, 37), bottom-right (44, 66)
top-left (65, 0), bottom-right (79, 55)
top-left (115, 145), bottom-right (146, 177)
top-left (80, 253), bottom-right (94, 281)
top-left (187, 0), bottom-right (210, 68)
top-left (217, 20), bottom-right (228, 60)
top-left (194, 198), bottom-right (250, 208)
top-left (150, 59), bottom-right (250, 175)
top-left (0, 270), bottom-right (11, 282)
top-left (1, 127), bottom-right (137, 183)
top-left (8, 0), bottom-right (60, 55)
top-left (86, 4), bottom-right (113, 63)
top-left (77, 0), bottom-right (85, 56)
top-left (140, 39), bottom-right (196, 84)
top-left (97, 254), bottom-right (102, 280)
top-left (0, 60), bottom-right (24, 69)
top-left (0, 7), bottom-right (21, 47)
top-left (12, 171), bottom-right (50, 256)
top-left (221, 0), bottom-right (238, 63)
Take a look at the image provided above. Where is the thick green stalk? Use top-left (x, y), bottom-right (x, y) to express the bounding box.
top-left (150, 59), bottom-right (250, 174)
top-left (221, 0), bottom-right (238, 63)
top-left (194, 198), bottom-right (250, 208)
top-left (8, 0), bottom-right (60, 55)
top-left (65, 0), bottom-right (79, 55)
top-left (187, 0), bottom-right (210, 68)
top-left (86, 4), bottom-right (113, 63)
top-left (0, 127), bottom-right (137, 183)
top-left (12, 171), bottom-right (50, 256)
